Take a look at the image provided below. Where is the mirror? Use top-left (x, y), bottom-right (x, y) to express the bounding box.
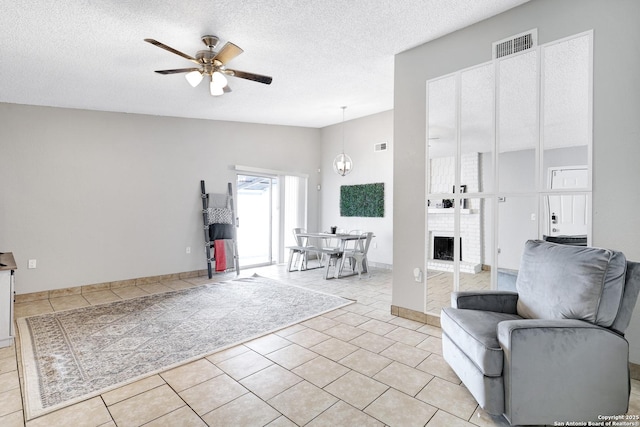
top-left (497, 50), bottom-right (538, 193)
top-left (461, 63), bottom-right (494, 193)
top-left (497, 195), bottom-right (538, 270)
top-left (426, 31), bottom-right (592, 314)
top-left (427, 75), bottom-right (457, 182)
top-left (542, 34), bottom-right (590, 178)
top-left (426, 76), bottom-right (457, 314)
top-left (425, 196), bottom-right (455, 315)
top-left (541, 33), bottom-right (591, 245)
top-left (426, 196), bottom-right (492, 316)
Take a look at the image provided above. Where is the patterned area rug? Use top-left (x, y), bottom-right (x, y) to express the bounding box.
top-left (17, 275), bottom-right (353, 420)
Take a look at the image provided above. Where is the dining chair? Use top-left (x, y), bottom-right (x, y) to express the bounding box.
top-left (340, 232), bottom-right (373, 279)
top-left (286, 228), bottom-right (305, 271)
top-left (305, 234), bottom-right (325, 267)
top-left (287, 228), bottom-right (322, 271)
top-left (318, 230), bottom-right (341, 267)
top-left (341, 229), bottom-right (363, 270)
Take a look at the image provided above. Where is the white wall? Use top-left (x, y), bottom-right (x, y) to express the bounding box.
top-left (0, 103), bottom-right (321, 294)
top-left (393, 0), bottom-right (640, 360)
top-left (319, 110), bottom-right (393, 267)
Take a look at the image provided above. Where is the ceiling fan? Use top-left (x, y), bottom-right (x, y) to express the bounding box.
top-left (144, 35), bottom-right (272, 96)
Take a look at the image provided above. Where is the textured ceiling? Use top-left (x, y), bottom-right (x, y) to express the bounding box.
top-left (0, 0), bottom-right (529, 128)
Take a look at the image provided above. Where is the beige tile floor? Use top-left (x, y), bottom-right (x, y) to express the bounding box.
top-left (1, 264), bottom-right (639, 427)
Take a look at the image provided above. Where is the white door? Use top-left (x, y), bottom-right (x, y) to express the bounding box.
top-left (546, 167), bottom-right (588, 236)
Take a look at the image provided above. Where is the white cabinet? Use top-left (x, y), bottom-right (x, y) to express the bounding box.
top-left (0, 253), bottom-right (16, 348)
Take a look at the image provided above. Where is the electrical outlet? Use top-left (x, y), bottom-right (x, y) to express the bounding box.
top-left (186, 247), bottom-right (191, 254)
top-left (373, 242), bottom-right (378, 249)
top-left (28, 259), bottom-right (37, 269)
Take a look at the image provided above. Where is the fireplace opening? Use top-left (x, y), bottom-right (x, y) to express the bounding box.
top-left (434, 236), bottom-right (462, 261)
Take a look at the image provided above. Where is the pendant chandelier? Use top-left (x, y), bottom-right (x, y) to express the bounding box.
top-left (333, 106), bottom-right (353, 176)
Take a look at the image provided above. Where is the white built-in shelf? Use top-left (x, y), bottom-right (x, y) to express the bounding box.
top-left (427, 208), bottom-right (478, 214)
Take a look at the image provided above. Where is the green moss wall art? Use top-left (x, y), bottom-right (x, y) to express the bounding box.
top-left (340, 183), bottom-right (384, 217)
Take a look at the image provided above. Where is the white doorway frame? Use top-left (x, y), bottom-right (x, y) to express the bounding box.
top-left (234, 165), bottom-right (309, 266)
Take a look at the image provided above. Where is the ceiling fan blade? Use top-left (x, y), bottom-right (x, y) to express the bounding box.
top-left (144, 39), bottom-right (200, 65)
top-left (154, 68), bottom-right (200, 75)
top-left (224, 69), bottom-right (273, 85)
top-left (214, 42), bottom-right (243, 64)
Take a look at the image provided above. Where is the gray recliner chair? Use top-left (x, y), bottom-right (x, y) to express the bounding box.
top-left (441, 240), bottom-right (640, 425)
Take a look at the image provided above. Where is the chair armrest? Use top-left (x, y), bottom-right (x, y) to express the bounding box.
top-left (451, 291), bottom-right (518, 314)
top-left (497, 318), bottom-right (622, 347)
top-left (497, 319), bottom-right (629, 424)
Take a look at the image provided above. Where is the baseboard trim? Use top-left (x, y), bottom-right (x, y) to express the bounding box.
top-left (369, 262), bottom-right (393, 270)
top-left (630, 362), bottom-right (640, 381)
top-left (15, 269), bottom-right (211, 303)
top-left (390, 305), bottom-right (440, 327)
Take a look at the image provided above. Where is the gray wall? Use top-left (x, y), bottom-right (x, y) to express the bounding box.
top-left (0, 103), bottom-right (321, 294)
top-left (319, 110), bottom-right (394, 267)
top-left (393, 0), bottom-right (640, 360)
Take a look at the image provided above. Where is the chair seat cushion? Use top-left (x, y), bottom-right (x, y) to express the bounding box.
top-left (441, 307), bottom-right (522, 377)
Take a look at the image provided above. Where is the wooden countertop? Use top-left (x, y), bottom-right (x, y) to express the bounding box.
top-left (0, 252), bottom-right (17, 271)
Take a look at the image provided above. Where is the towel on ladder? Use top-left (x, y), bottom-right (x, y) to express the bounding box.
top-left (224, 239), bottom-right (235, 270)
top-left (214, 240), bottom-right (226, 272)
top-left (209, 223), bottom-right (234, 241)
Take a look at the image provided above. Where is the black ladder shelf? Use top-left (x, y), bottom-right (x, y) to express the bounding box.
top-left (200, 180), bottom-right (240, 279)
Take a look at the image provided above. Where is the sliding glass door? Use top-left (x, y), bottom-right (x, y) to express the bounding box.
top-left (236, 172), bottom-right (309, 268)
top-left (236, 174), bottom-right (278, 268)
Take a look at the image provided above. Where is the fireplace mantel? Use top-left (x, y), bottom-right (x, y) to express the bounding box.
top-left (427, 259), bottom-right (482, 274)
top-left (428, 208), bottom-right (477, 214)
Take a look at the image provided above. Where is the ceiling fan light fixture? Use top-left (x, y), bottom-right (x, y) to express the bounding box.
top-left (185, 70), bottom-right (203, 87)
top-left (210, 82), bottom-right (224, 96)
top-left (145, 35), bottom-right (272, 97)
top-left (211, 71), bottom-right (228, 89)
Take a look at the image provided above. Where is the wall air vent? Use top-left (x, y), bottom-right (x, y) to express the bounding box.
top-left (374, 142), bottom-right (388, 152)
top-left (493, 29), bottom-right (537, 59)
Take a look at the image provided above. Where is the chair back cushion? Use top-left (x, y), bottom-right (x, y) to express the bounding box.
top-left (516, 240), bottom-right (626, 327)
top-left (610, 261), bottom-right (640, 334)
